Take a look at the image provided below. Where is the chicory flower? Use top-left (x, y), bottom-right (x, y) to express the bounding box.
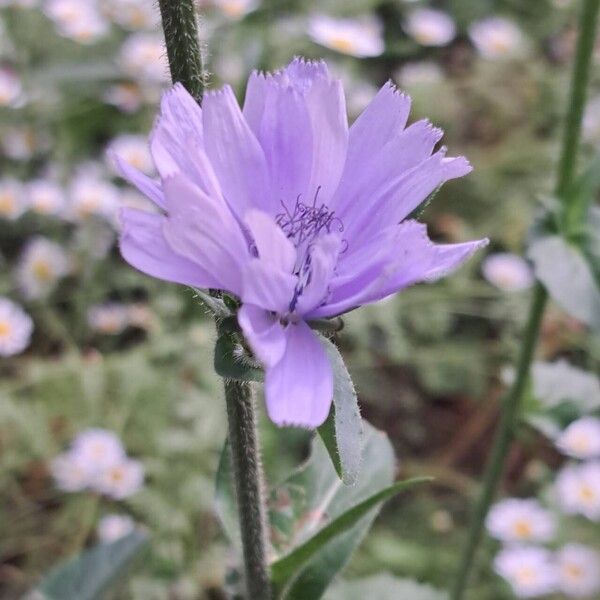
top-left (116, 58), bottom-right (487, 428)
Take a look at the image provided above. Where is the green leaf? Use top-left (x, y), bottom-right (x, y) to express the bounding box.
top-left (317, 337), bottom-right (363, 485)
top-left (325, 574), bottom-right (448, 600)
top-left (271, 477), bottom-right (430, 594)
top-left (191, 288), bottom-right (231, 318)
top-left (214, 334), bottom-right (263, 382)
top-left (214, 439), bottom-right (240, 548)
top-left (268, 423), bottom-right (428, 599)
top-left (528, 235), bottom-right (600, 329)
top-left (33, 531), bottom-right (148, 600)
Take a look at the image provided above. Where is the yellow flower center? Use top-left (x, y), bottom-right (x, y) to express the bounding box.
top-left (32, 259), bottom-right (53, 282)
top-left (490, 37), bottom-right (511, 54)
top-left (0, 320), bottom-right (11, 338)
top-left (563, 563), bottom-right (584, 581)
top-left (512, 519), bottom-right (533, 539)
top-left (0, 193), bottom-right (15, 215)
top-left (516, 566), bottom-right (537, 585)
top-left (578, 484), bottom-right (597, 504)
top-left (109, 468), bottom-right (125, 483)
top-left (329, 35), bottom-right (356, 54)
top-left (221, 1), bottom-right (245, 17)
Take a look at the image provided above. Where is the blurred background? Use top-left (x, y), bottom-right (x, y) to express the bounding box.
top-left (1, 0), bottom-right (600, 598)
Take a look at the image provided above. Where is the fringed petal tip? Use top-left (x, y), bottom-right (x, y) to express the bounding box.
top-left (382, 79), bottom-right (412, 104)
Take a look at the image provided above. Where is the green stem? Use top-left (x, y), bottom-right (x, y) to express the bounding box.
top-left (157, 0), bottom-right (205, 102)
top-left (223, 369), bottom-right (272, 600)
top-left (451, 2), bottom-right (600, 598)
top-left (157, 4), bottom-right (272, 597)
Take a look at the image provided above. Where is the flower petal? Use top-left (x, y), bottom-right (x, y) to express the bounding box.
top-left (265, 321), bottom-right (333, 428)
top-left (242, 258), bottom-right (297, 313)
top-left (111, 152), bottom-right (166, 210)
top-left (203, 85), bottom-right (272, 217)
top-left (244, 209), bottom-right (297, 272)
top-left (238, 303), bottom-right (287, 367)
top-left (119, 208), bottom-right (220, 288)
top-left (343, 81), bottom-right (411, 177)
top-left (161, 175), bottom-right (250, 295)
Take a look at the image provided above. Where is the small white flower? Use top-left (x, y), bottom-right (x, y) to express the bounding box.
top-left (469, 17), bottom-right (526, 60)
top-left (556, 462), bottom-right (600, 521)
top-left (556, 417), bottom-right (600, 459)
top-left (87, 303), bottom-right (129, 335)
top-left (94, 457), bottom-right (144, 500)
top-left (26, 179), bottom-right (66, 217)
top-left (97, 514), bottom-right (136, 543)
top-left (0, 297), bottom-right (33, 357)
top-left (0, 126), bottom-right (50, 161)
top-left (68, 171), bottom-right (120, 222)
top-left (212, 0), bottom-right (259, 19)
top-left (50, 452), bottom-right (90, 492)
top-left (118, 33), bottom-right (169, 85)
top-left (71, 428), bottom-right (126, 476)
top-left (309, 15), bottom-right (385, 58)
top-left (404, 9), bottom-right (456, 47)
top-left (106, 134), bottom-right (154, 176)
top-left (16, 237), bottom-right (70, 299)
top-left (103, 82), bottom-right (144, 113)
top-left (103, 0), bottom-right (159, 30)
top-left (557, 543), bottom-right (600, 598)
top-left (44, 0), bottom-right (110, 44)
top-left (482, 253), bottom-right (534, 292)
top-left (396, 61), bottom-right (445, 88)
top-left (0, 67), bottom-right (23, 108)
top-left (486, 498), bottom-right (556, 543)
top-left (0, 178), bottom-right (25, 220)
top-left (494, 545), bottom-right (557, 598)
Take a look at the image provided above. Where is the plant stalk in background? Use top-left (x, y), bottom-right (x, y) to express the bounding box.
top-left (157, 2), bottom-right (272, 598)
top-left (450, 1), bottom-right (600, 598)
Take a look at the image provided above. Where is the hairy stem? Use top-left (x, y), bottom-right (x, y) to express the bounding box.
top-left (157, 4), bottom-right (271, 597)
top-left (224, 374), bottom-right (272, 600)
top-left (451, 2), bottom-right (600, 598)
top-left (157, 0), bottom-right (205, 102)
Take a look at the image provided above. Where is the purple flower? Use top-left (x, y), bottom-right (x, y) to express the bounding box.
top-left (115, 58), bottom-right (487, 428)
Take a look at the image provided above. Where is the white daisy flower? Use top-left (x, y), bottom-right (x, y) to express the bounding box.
top-left (71, 428), bottom-right (126, 476)
top-left (0, 126), bottom-right (50, 161)
top-left (308, 15), bottom-right (385, 58)
top-left (26, 179), bottom-right (66, 217)
top-left (556, 462), bottom-right (600, 521)
top-left (118, 33), bottom-right (169, 85)
top-left (469, 17), bottom-right (527, 60)
top-left (68, 171), bottom-right (120, 222)
top-left (0, 67), bottom-right (23, 108)
top-left (212, 0), bottom-right (259, 19)
top-left (494, 545), bottom-right (557, 598)
top-left (50, 452), bottom-right (91, 492)
top-left (557, 543), bottom-right (600, 598)
top-left (94, 457), bottom-right (144, 500)
top-left (482, 253), bottom-right (534, 292)
top-left (44, 0), bottom-right (110, 44)
top-left (16, 236), bottom-right (70, 299)
top-left (103, 82), bottom-right (145, 114)
top-left (0, 178), bottom-right (25, 220)
top-left (396, 61), bottom-right (445, 88)
top-left (0, 297), bottom-right (33, 357)
top-left (486, 498), bottom-right (556, 543)
top-left (404, 8), bottom-right (456, 47)
top-left (97, 514), bottom-right (136, 543)
top-left (106, 134), bottom-right (154, 176)
top-left (87, 302), bottom-right (129, 335)
top-left (103, 0), bottom-right (159, 30)
top-left (556, 417), bottom-right (600, 460)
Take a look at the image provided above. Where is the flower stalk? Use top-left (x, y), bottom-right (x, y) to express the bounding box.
top-left (157, 3), bottom-right (272, 598)
top-left (450, 1), bottom-right (600, 598)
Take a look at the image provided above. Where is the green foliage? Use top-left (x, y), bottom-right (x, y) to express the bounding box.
top-left (214, 333), bottom-right (264, 382)
top-left (33, 531), bottom-right (148, 600)
top-left (325, 573), bottom-right (448, 600)
top-left (317, 336), bottom-right (363, 486)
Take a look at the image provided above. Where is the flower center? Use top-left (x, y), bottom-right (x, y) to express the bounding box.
top-left (0, 320), bottom-right (11, 338)
top-left (512, 519), bottom-right (533, 539)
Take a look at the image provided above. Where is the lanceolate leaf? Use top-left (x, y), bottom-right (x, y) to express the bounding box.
top-left (267, 424), bottom-right (423, 599)
top-left (528, 235), bottom-right (600, 329)
top-left (271, 477), bottom-right (430, 594)
top-left (34, 530), bottom-right (148, 600)
top-left (317, 336), bottom-right (363, 485)
top-left (214, 333), bottom-right (264, 382)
